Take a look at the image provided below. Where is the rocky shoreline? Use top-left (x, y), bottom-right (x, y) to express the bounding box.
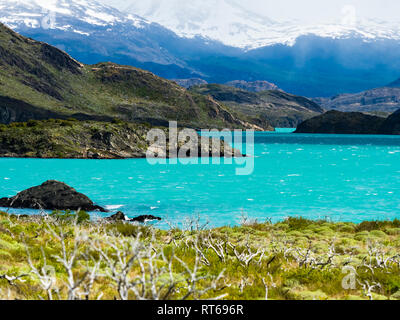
top-left (0, 180), bottom-right (162, 223)
top-left (0, 119), bottom-right (243, 159)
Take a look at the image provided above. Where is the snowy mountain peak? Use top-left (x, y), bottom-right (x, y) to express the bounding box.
top-left (114, 0), bottom-right (400, 49)
top-left (0, 0), bottom-right (149, 35)
top-left (122, 0), bottom-right (277, 48)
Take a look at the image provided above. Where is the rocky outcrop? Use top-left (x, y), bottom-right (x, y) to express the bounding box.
top-left (0, 180), bottom-right (107, 212)
top-left (225, 80), bottom-right (280, 92)
top-left (106, 211), bottom-right (130, 221)
top-left (131, 215), bottom-right (162, 223)
top-left (313, 87), bottom-right (400, 113)
top-left (40, 43), bottom-right (83, 75)
top-left (147, 135), bottom-right (243, 159)
top-left (106, 212), bottom-right (162, 223)
top-left (172, 78), bottom-right (208, 89)
top-left (0, 119), bottom-right (243, 159)
top-left (190, 84), bottom-right (324, 128)
top-left (294, 110), bottom-right (392, 134)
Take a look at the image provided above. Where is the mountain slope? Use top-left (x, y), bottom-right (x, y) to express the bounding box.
top-left (0, 0), bottom-right (229, 79)
top-left (190, 84), bottom-right (324, 127)
top-left (0, 22), bottom-right (260, 129)
top-left (3, 1), bottom-right (400, 97)
top-left (313, 84), bottom-right (400, 113)
top-left (387, 78), bottom-right (400, 88)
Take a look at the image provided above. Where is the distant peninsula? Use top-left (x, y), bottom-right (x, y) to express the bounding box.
top-left (295, 110), bottom-right (400, 135)
top-left (0, 119), bottom-right (242, 159)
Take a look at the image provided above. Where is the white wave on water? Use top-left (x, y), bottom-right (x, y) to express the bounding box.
top-left (105, 204), bottom-right (124, 210)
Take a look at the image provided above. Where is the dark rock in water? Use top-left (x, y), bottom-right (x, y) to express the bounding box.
top-left (0, 180), bottom-right (107, 212)
top-left (105, 211), bottom-right (129, 221)
top-left (131, 215), bottom-right (162, 223)
top-left (381, 109), bottom-right (400, 134)
top-left (295, 110), bottom-right (386, 134)
top-left (105, 212), bottom-right (162, 223)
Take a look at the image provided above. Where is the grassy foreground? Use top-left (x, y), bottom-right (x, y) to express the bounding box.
top-left (0, 211), bottom-right (400, 300)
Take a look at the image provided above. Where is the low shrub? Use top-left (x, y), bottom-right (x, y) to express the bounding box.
top-left (355, 220), bottom-right (400, 232)
top-left (50, 210), bottom-right (90, 224)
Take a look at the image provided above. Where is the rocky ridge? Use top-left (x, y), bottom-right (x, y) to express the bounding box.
top-left (295, 110), bottom-right (400, 135)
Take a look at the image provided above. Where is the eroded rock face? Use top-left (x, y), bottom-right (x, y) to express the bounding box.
top-left (0, 180), bottom-right (107, 212)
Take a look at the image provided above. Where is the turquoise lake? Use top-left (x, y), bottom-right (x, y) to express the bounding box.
top-left (1, 130), bottom-right (400, 228)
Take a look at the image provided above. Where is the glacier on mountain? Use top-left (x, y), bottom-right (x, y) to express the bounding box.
top-left (113, 0), bottom-right (400, 49)
top-left (0, 0), bottom-right (149, 35)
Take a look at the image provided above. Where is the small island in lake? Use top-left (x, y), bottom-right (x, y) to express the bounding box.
top-left (295, 110), bottom-right (400, 135)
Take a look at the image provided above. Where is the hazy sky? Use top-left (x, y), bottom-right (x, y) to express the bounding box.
top-left (99, 0), bottom-right (400, 23)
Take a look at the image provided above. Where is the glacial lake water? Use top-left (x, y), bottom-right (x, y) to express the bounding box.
top-left (1, 130), bottom-right (400, 228)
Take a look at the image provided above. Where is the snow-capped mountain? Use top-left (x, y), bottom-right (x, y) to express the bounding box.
top-left (0, 0), bottom-right (149, 35)
top-left (121, 0), bottom-right (277, 49)
top-left (0, 0), bottom-right (219, 78)
top-left (2, 0), bottom-right (400, 97)
top-left (116, 0), bottom-right (400, 49)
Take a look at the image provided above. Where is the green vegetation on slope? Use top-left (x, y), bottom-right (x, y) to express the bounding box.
top-left (0, 23), bottom-right (261, 130)
top-left (0, 118), bottom-right (242, 159)
top-left (190, 84), bottom-right (324, 127)
top-left (0, 119), bottom-right (153, 158)
top-left (1, 213), bottom-right (399, 300)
